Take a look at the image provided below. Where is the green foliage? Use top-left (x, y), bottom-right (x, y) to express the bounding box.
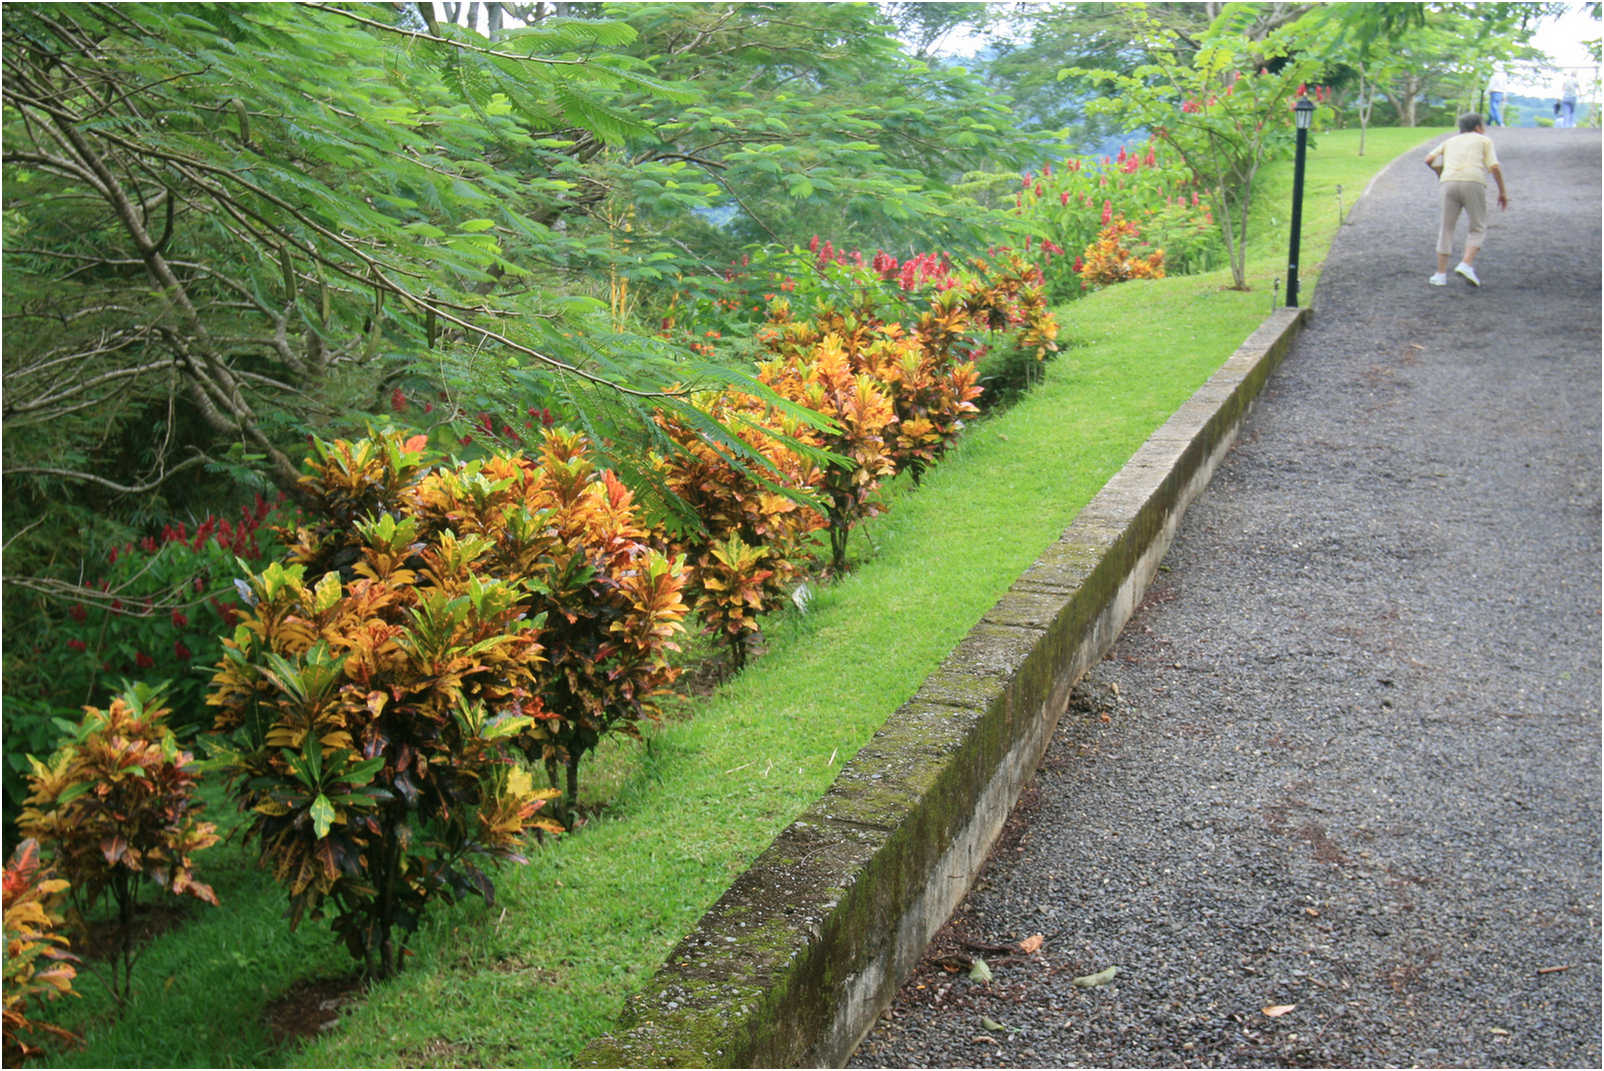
top-left (609, 2), bottom-right (1047, 260)
top-left (980, 2), bottom-right (1214, 135)
top-left (3, 839), bottom-right (81, 1064)
top-left (17, 684), bottom-right (219, 1009)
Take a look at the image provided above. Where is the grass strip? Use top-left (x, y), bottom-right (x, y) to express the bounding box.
top-left (40, 127), bottom-right (1437, 1069)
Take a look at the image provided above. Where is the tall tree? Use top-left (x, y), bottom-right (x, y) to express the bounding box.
top-left (981, 2), bottom-right (1216, 141)
top-left (605, 3), bottom-right (1048, 262)
top-left (1072, 4), bottom-right (1333, 289)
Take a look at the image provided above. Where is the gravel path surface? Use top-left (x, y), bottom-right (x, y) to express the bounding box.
top-left (850, 128), bottom-right (1602, 1069)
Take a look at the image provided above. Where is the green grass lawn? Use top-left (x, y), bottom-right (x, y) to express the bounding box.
top-left (36, 127), bottom-right (1439, 1069)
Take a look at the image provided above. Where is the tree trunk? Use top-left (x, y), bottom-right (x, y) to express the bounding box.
top-left (565, 752), bottom-right (581, 822)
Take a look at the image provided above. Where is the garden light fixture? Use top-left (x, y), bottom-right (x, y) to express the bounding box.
top-left (1286, 96), bottom-right (1315, 307)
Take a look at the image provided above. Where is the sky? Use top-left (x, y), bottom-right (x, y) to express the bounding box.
top-left (1510, 2), bottom-right (1601, 95)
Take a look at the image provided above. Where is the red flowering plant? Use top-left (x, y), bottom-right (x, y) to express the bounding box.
top-left (658, 238), bottom-right (966, 355)
top-left (1008, 139), bottom-right (1218, 302)
top-left (3, 495), bottom-right (290, 831)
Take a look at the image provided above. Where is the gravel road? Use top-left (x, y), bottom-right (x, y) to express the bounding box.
top-left (850, 127), bottom-right (1602, 1069)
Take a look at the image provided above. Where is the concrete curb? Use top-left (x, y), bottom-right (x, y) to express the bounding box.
top-left (577, 305), bottom-right (1311, 1069)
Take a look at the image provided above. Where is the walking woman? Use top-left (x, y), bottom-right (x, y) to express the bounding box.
top-left (1424, 113), bottom-right (1510, 287)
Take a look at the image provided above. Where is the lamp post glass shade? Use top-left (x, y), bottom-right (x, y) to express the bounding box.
top-left (1286, 97), bottom-right (1314, 306)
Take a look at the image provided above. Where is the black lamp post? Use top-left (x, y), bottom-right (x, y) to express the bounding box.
top-left (1285, 96), bottom-right (1315, 307)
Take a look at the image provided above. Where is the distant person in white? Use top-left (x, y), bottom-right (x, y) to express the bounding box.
top-left (1559, 75), bottom-right (1579, 127)
top-left (1487, 69), bottom-right (1508, 125)
top-left (1424, 113), bottom-right (1509, 288)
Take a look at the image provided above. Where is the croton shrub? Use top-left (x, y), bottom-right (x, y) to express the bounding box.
top-left (208, 427), bottom-right (688, 975)
top-left (655, 391), bottom-right (825, 670)
top-left (17, 683), bottom-right (218, 1007)
top-left (3, 839), bottom-right (79, 1063)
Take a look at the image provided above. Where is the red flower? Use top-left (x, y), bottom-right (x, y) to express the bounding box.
top-left (1060, 191), bottom-right (1070, 206)
top-left (174, 641), bottom-right (192, 661)
top-left (171, 610), bottom-right (189, 628)
top-left (69, 604), bottom-right (88, 623)
top-left (67, 639), bottom-right (87, 652)
top-left (1101, 199), bottom-right (1113, 225)
top-left (135, 651), bottom-right (155, 669)
top-left (390, 387), bottom-right (407, 412)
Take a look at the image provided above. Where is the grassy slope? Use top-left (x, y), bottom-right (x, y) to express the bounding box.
top-left (40, 127), bottom-right (1439, 1069)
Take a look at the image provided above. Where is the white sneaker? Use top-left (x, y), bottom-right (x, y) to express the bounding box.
top-left (1454, 262), bottom-right (1481, 286)
top-left (1428, 272), bottom-right (1448, 286)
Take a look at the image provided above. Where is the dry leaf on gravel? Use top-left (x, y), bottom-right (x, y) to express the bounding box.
top-left (1019, 934), bottom-right (1044, 954)
top-left (1071, 965), bottom-right (1118, 987)
top-left (1262, 1004), bottom-right (1297, 1017)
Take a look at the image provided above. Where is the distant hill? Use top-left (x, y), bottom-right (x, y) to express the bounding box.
top-left (1493, 92), bottom-right (1596, 127)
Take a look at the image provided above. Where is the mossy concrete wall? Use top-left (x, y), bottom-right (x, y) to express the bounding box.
top-left (577, 307), bottom-right (1310, 1069)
